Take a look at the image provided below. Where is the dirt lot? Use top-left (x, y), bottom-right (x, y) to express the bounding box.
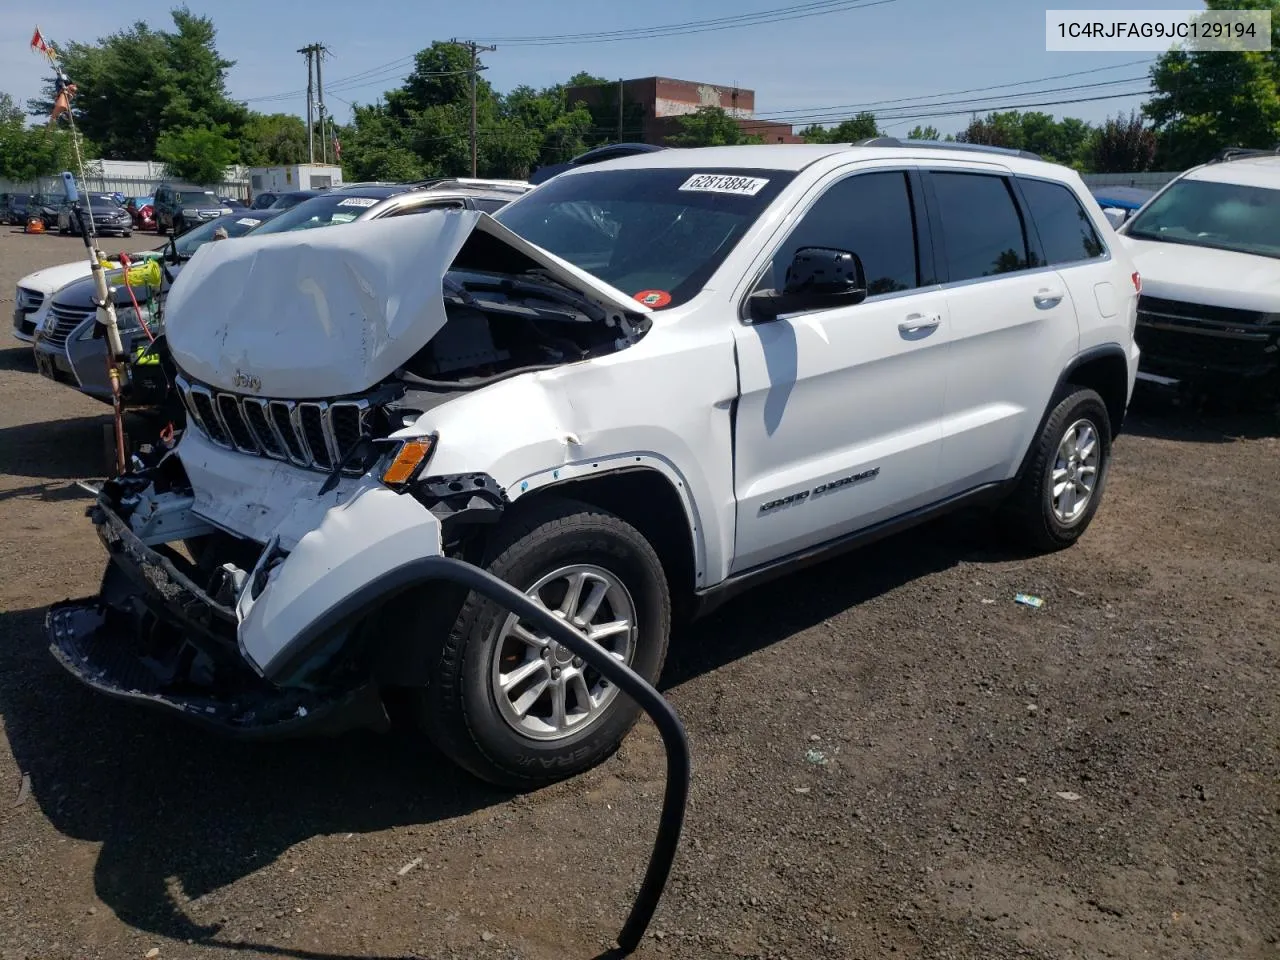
top-left (0, 228), bottom-right (1276, 960)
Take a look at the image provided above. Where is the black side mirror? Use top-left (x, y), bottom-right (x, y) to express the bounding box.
top-left (748, 246), bottom-right (868, 322)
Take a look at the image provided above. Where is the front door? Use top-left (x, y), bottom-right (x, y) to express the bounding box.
top-left (730, 167), bottom-right (952, 573)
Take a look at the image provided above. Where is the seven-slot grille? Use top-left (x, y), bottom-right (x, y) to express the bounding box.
top-left (175, 375), bottom-right (371, 475)
top-left (15, 287), bottom-right (44, 312)
top-left (41, 304), bottom-right (93, 348)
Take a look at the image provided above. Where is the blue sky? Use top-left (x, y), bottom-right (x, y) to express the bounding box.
top-left (2, 0), bottom-right (1197, 140)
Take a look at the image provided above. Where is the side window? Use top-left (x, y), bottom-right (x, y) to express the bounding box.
top-left (1019, 177), bottom-right (1105, 265)
top-left (384, 199), bottom-right (466, 218)
top-left (772, 171), bottom-right (919, 297)
top-left (472, 197), bottom-right (509, 215)
top-left (930, 172), bottom-right (1031, 281)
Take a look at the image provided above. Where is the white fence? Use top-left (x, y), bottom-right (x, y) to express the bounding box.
top-left (1081, 171), bottom-right (1179, 191)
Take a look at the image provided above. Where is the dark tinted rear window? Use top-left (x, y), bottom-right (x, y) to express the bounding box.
top-left (931, 172), bottom-right (1030, 282)
top-left (1020, 178), bottom-right (1105, 265)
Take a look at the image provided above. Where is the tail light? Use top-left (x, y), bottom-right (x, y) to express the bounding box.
top-left (1131, 271), bottom-right (1142, 294)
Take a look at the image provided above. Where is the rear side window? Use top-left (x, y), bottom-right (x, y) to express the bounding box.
top-left (930, 172), bottom-right (1030, 282)
top-left (773, 170), bottom-right (920, 296)
top-left (1020, 178), bottom-right (1105, 265)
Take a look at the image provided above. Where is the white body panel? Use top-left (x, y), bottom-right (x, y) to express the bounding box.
top-left (1120, 236), bottom-right (1280, 313)
top-left (731, 289), bottom-right (952, 571)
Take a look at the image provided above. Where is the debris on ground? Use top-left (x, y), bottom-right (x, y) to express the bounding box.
top-left (13, 773), bottom-right (30, 807)
top-left (397, 857), bottom-right (422, 876)
top-left (1055, 791), bottom-right (1082, 802)
top-left (1015, 593), bottom-right (1045, 609)
top-left (804, 749), bottom-right (828, 766)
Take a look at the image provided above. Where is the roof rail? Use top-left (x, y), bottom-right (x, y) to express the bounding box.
top-left (1209, 146), bottom-right (1280, 164)
top-left (852, 136), bottom-right (1043, 161)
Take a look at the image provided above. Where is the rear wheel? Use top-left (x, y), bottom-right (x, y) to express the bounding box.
top-left (1002, 385), bottom-right (1111, 552)
top-left (412, 497), bottom-right (671, 789)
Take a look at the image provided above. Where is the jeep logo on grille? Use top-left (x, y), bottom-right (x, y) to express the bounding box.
top-left (233, 370), bottom-right (262, 393)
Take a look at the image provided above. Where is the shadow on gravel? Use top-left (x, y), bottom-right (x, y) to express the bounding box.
top-left (1124, 382), bottom-right (1278, 443)
top-left (0, 344), bottom-right (36, 372)
top-left (0, 603), bottom-right (509, 960)
top-left (0, 415), bottom-right (113, 481)
top-left (663, 508), bottom-right (1015, 690)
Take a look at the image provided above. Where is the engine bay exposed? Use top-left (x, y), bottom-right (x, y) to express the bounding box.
top-left (398, 268), bottom-right (650, 389)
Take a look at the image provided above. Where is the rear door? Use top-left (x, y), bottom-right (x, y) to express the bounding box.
top-left (923, 166), bottom-right (1081, 494)
top-left (730, 166), bottom-right (952, 573)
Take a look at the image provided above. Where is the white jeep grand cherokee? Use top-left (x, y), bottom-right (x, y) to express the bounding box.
top-left (49, 141), bottom-right (1141, 788)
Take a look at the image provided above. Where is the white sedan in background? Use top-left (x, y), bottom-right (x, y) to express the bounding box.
top-left (12, 260), bottom-right (97, 342)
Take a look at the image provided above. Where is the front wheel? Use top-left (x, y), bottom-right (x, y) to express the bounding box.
top-left (415, 497), bottom-right (671, 789)
top-left (1002, 385), bottom-right (1112, 552)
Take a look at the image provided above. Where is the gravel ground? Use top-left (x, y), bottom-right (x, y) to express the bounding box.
top-left (0, 228), bottom-right (1276, 960)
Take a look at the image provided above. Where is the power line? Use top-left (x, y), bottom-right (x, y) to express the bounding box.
top-left (742, 75), bottom-right (1153, 128)
top-left (743, 59), bottom-right (1157, 119)
top-left (473, 0), bottom-right (894, 43)
top-left (241, 0), bottom-right (892, 103)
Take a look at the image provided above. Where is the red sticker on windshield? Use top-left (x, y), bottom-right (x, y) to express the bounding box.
top-left (634, 289), bottom-right (672, 308)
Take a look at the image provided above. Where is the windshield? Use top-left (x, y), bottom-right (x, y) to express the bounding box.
top-left (266, 193), bottom-right (313, 211)
top-left (84, 196), bottom-right (123, 211)
top-left (134, 196), bottom-right (154, 207)
top-left (170, 214), bottom-right (269, 258)
top-left (1126, 178), bottom-right (1280, 259)
top-left (493, 167), bottom-right (795, 308)
top-left (252, 193), bottom-right (387, 233)
top-left (174, 190), bottom-right (221, 207)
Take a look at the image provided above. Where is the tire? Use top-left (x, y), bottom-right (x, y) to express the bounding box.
top-left (123, 230), bottom-right (132, 238)
top-left (413, 497), bottom-right (671, 789)
top-left (1002, 385), bottom-right (1112, 552)
top-left (58, 222), bottom-right (68, 235)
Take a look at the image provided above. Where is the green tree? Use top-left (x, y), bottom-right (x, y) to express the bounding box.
top-left (800, 112), bottom-right (879, 143)
top-left (0, 93), bottom-right (81, 181)
top-left (906, 125), bottom-right (942, 140)
top-left (239, 112), bottom-right (308, 165)
top-left (958, 110), bottom-right (1094, 167)
top-left (27, 7), bottom-right (246, 160)
top-left (1145, 0), bottom-right (1280, 167)
top-left (1091, 111), bottom-right (1158, 173)
top-left (667, 106), bottom-right (763, 147)
top-left (155, 126), bottom-right (237, 183)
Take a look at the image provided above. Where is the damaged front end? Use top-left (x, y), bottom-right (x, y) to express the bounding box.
top-left (45, 208), bottom-right (652, 738)
top-left (47, 452), bottom-right (392, 737)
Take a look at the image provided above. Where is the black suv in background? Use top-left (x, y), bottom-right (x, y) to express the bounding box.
top-left (153, 182), bottom-right (232, 235)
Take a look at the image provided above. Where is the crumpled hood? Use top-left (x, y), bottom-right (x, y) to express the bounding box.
top-left (164, 209), bottom-right (648, 399)
top-left (1121, 234), bottom-right (1280, 312)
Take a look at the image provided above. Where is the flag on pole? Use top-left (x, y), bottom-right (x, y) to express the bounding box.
top-left (30, 26), bottom-right (56, 60)
top-left (333, 135), bottom-right (342, 162)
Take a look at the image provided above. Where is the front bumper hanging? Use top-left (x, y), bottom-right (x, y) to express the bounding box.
top-left (48, 495), bottom-right (689, 954)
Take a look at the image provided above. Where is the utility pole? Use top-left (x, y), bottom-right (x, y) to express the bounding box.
top-left (617, 78), bottom-right (624, 142)
top-left (297, 43), bottom-right (329, 164)
top-left (316, 44), bottom-right (330, 164)
top-left (449, 39), bottom-right (497, 177)
top-left (298, 45), bottom-right (315, 163)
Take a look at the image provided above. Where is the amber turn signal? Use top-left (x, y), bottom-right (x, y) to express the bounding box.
top-left (381, 437), bottom-right (435, 488)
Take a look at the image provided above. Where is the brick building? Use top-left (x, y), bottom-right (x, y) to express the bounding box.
top-left (565, 76), bottom-right (801, 146)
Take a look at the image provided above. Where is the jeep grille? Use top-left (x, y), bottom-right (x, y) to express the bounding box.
top-left (175, 375), bottom-right (371, 475)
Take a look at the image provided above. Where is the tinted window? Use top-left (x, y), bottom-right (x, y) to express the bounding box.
top-left (931, 172), bottom-right (1030, 281)
top-left (385, 199), bottom-right (466, 218)
top-left (252, 194), bottom-right (389, 233)
top-left (772, 171), bottom-right (919, 296)
top-left (1020, 178), bottom-right (1104, 264)
top-left (473, 197), bottom-right (510, 215)
top-left (495, 167), bottom-right (795, 308)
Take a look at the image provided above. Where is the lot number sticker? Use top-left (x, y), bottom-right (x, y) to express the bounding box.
top-left (337, 197), bottom-right (378, 207)
top-left (679, 173), bottom-right (770, 196)
top-left (236, 218), bottom-right (261, 226)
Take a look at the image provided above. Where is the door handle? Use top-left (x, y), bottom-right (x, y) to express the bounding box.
top-left (1034, 288), bottom-right (1065, 309)
top-left (899, 313), bottom-right (941, 337)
